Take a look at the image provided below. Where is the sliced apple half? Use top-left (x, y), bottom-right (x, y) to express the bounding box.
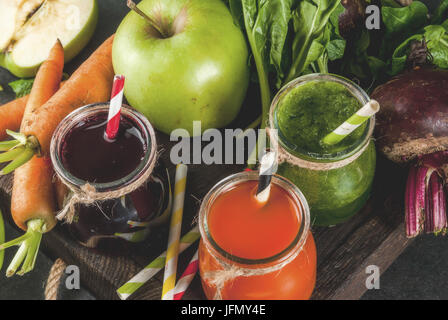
top-left (0, 0), bottom-right (98, 78)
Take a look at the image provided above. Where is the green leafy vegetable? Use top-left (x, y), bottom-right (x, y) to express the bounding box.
top-left (390, 23), bottom-right (448, 75)
top-left (431, 0), bottom-right (448, 24)
top-left (8, 78), bottom-right (35, 98)
top-left (226, 0), bottom-right (342, 132)
top-left (7, 72), bottom-right (68, 99)
top-left (286, 0), bottom-right (342, 83)
top-left (304, 3), bottom-right (346, 74)
top-left (337, 0), bottom-right (448, 87)
top-left (425, 24), bottom-right (448, 68)
top-left (380, 1), bottom-right (429, 58)
top-left (339, 26), bottom-right (387, 86)
top-left (227, 0), bottom-right (295, 129)
top-left (380, 0), bottom-right (401, 8)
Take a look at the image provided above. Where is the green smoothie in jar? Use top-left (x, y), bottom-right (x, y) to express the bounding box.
top-left (270, 73), bottom-right (376, 226)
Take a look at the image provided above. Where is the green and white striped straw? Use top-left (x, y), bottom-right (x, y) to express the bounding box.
top-left (322, 100), bottom-right (380, 146)
top-left (116, 225), bottom-right (200, 300)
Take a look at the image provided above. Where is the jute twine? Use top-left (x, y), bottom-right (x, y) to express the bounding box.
top-left (56, 156), bottom-right (157, 223)
top-left (202, 235), bottom-right (307, 300)
top-left (45, 258), bottom-right (67, 300)
top-left (267, 127), bottom-right (371, 171)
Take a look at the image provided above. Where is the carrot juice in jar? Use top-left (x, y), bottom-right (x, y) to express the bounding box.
top-left (198, 171), bottom-right (316, 300)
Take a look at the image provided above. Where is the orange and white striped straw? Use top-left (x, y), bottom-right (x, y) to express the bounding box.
top-left (161, 163), bottom-right (188, 300)
top-left (105, 75), bottom-right (125, 140)
top-left (173, 249), bottom-right (199, 300)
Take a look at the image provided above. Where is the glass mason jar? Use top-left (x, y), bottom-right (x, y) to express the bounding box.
top-left (269, 73), bottom-right (376, 226)
top-left (50, 103), bottom-right (171, 248)
top-left (198, 171), bottom-right (316, 300)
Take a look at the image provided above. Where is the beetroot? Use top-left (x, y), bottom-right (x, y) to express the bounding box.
top-left (338, 0), bottom-right (367, 39)
top-left (371, 67), bottom-right (448, 237)
top-left (372, 67), bottom-right (448, 163)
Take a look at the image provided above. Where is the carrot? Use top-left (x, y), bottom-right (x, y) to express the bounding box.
top-left (0, 80), bottom-right (68, 141)
top-left (11, 156), bottom-right (57, 231)
top-left (21, 40), bottom-right (64, 128)
top-left (0, 96), bottom-right (28, 141)
top-left (26, 36), bottom-right (114, 153)
top-left (0, 35), bottom-right (114, 173)
top-left (0, 40), bottom-right (64, 276)
top-left (0, 156), bottom-right (56, 276)
top-left (0, 40), bottom-right (64, 173)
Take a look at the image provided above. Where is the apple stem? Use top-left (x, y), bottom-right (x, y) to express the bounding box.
top-left (127, 0), bottom-right (169, 38)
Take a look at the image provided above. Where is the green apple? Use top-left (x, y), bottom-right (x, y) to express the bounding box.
top-left (0, 0), bottom-right (98, 78)
top-left (112, 0), bottom-right (250, 135)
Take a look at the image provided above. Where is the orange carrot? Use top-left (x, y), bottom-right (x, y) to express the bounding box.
top-left (0, 40), bottom-right (64, 276)
top-left (24, 35), bottom-right (114, 155)
top-left (11, 156), bottom-right (57, 232)
top-left (0, 80), bottom-right (68, 141)
top-left (0, 96), bottom-right (28, 141)
top-left (0, 35), bottom-right (114, 173)
top-left (21, 40), bottom-right (64, 129)
top-left (0, 156), bottom-right (57, 276)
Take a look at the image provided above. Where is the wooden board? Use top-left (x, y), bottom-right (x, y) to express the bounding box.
top-left (0, 131), bottom-right (413, 300)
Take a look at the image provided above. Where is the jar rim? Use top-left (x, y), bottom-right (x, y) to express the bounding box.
top-left (269, 73), bottom-right (374, 162)
top-left (50, 102), bottom-right (157, 193)
top-left (198, 171), bottom-right (310, 269)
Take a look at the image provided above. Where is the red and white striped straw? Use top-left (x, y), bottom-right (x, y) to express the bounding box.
top-left (173, 250), bottom-right (199, 300)
top-left (105, 75), bottom-right (125, 140)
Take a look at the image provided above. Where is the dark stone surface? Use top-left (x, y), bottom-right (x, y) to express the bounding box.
top-left (362, 235), bottom-right (448, 300)
top-left (0, 0), bottom-right (447, 300)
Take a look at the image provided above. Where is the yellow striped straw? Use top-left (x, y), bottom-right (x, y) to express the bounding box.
top-left (116, 225), bottom-right (200, 300)
top-left (161, 163), bottom-right (188, 300)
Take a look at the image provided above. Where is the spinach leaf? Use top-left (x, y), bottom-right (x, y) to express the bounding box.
top-left (382, 1), bottom-right (428, 36)
top-left (326, 4), bottom-right (346, 62)
top-left (390, 34), bottom-right (422, 74)
top-left (8, 78), bottom-right (35, 98)
top-left (327, 39), bottom-right (346, 60)
top-left (225, 0), bottom-right (343, 132)
top-left (238, 0), bottom-right (294, 128)
top-left (226, 0), bottom-right (245, 29)
top-left (431, 0), bottom-right (448, 25)
top-left (424, 24), bottom-right (448, 68)
top-left (380, 1), bottom-right (429, 58)
top-left (390, 23), bottom-right (448, 75)
top-left (380, 0), bottom-right (401, 8)
top-left (285, 0), bottom-right (341, 83)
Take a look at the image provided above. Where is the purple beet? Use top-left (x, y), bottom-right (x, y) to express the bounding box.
top-left (371, 67), bottom-right (448, 237)
top-left (338, 0), bottom-right (367, 39)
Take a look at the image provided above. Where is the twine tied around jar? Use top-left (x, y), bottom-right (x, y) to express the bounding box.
top-left (55, 157), bottom-right (157, 223)
top-left (202, 236), bottom-right (305, 300)
top-left (267, 127), bottom-right (371, 171)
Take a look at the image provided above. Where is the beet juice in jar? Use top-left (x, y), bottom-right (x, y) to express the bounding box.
top-left (50, 103), bottom-right (171, 249)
